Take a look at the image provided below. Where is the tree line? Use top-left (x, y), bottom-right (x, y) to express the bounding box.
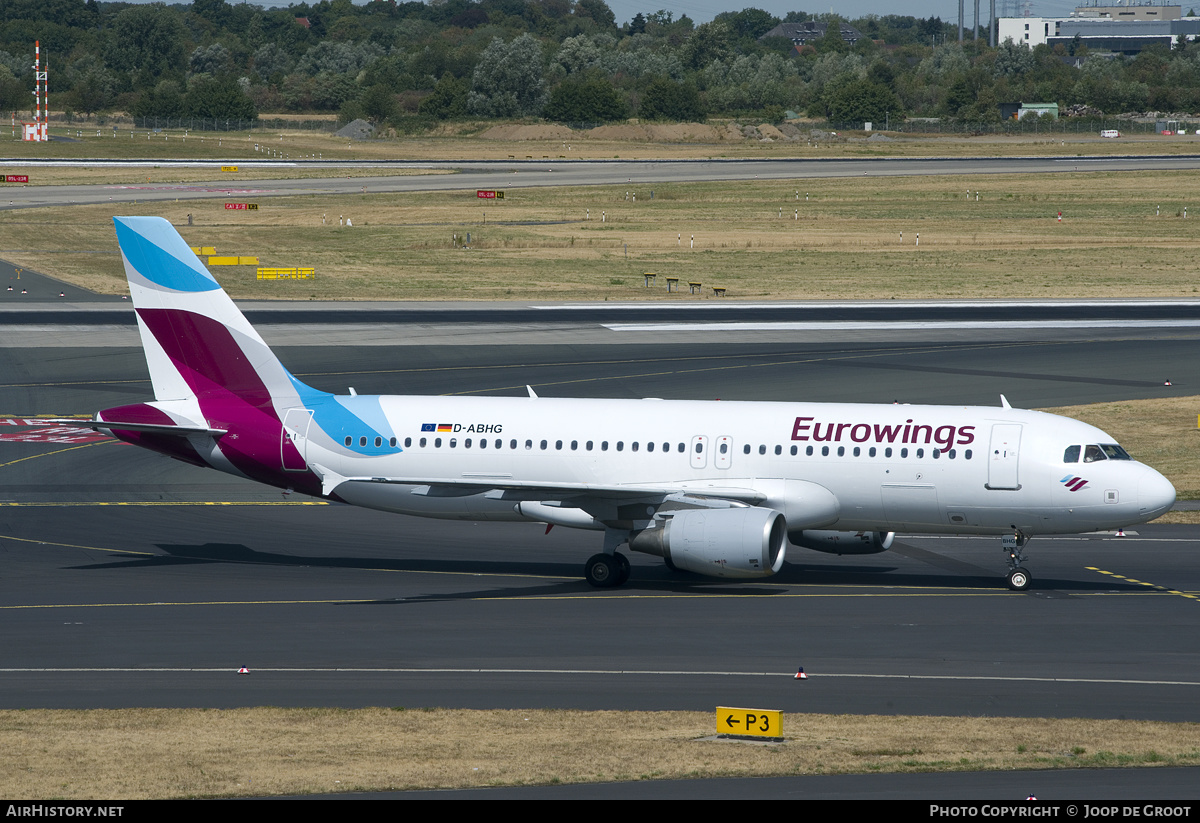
top-left (1, 0), bottom-right (1198, 129)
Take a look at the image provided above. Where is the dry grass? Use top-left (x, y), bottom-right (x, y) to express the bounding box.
top-left (7, 121), bottom-right (1200, 162)
top-left (3, 170), bottom-right (1199, 300)
top-left (4, 708), bottom-right (1199, 798)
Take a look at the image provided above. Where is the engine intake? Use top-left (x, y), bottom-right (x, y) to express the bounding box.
top-left (629, 507), bottom-right (787, 579)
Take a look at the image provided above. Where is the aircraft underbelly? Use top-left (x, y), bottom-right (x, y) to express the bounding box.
top-left (333, 481), bottom-right (525, 521)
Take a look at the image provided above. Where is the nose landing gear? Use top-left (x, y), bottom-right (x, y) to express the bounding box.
top-left (1003, 532), bottom-right (1032, 591)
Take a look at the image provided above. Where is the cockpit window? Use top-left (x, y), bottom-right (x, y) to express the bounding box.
top-left (1100, 443), bottom-right (1132, 460)
top-left (1063, 445), bottom-right (1080, 463)
top-left (1083, 445), bottom-right (1106, 463)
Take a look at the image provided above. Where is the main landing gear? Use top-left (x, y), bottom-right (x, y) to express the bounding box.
top-left (1002, 532), bottom-right (1032, 591)
top-left (585, 552), bottom-right (631, 588)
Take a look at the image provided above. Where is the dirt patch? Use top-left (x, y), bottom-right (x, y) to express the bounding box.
top-left (757, 123), bottom-right (786, 141)
top-left (477, 124), bottom-right (577, 141)
top-left (587, 123), bottom-right (652, 140)
top-left (479, 122), bottom-right (738, 143)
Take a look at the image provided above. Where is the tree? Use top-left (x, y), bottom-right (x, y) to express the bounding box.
top-left (638, 77), bottom-right (704, 121)
top-left (544, 75), bottom-right (625, 122)
top-left (468, 34), bottom-right (548, 117)
top-left (108, 4), bottom-right (190, 84)
top-left (418, 73), bottom-right (468, 118)
top-left (823, 78), bottom-right (900, 123)
top-left (183, 76), bottom-right (257, 120)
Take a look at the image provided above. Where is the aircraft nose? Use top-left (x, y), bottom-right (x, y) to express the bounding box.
top-left (1138, 466), bottom-right (1176, 520)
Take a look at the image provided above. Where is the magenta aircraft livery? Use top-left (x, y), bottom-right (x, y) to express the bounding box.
top-left (72, 217), bottom-right (1177, 591)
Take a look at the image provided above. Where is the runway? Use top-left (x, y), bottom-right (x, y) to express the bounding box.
top-left (2, 317), bottom-right (1199, 723)
top-left (4, 155), bottom-right (1200, 210)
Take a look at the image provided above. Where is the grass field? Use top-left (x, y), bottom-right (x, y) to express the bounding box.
top-left (2, 169), bottom-right (1198, 301)
top-left (6, 121), bottom-right (1200, 163)
top-left (4, 707), bottom-right (1199, 798)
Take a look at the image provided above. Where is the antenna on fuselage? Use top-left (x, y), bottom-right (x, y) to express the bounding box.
top-left (526, 385), bottom-right (539, 399)
top-left (1000, 394), bottom-right (1012, 409)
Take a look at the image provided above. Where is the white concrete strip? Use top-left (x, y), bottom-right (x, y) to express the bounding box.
top-left (1, 667), bottom-right (1197, 687)
top-left (604, 319), bottom-right (1200, 332)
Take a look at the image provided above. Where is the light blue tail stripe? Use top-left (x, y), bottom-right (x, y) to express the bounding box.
top-left (114, 217), bottom-right (220, 293)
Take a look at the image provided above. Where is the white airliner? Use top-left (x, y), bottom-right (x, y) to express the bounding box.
top-left (77, 217), bottom-right (1176, 591)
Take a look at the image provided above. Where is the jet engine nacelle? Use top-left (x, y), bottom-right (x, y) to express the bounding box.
top-left (628, 507), bottom-right (787, 579)
top-left (792, 530), bottom-right (895, 555)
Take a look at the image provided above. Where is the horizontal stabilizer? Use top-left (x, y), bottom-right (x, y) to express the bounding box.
top-left (49, 419), bottom-right (227, 437)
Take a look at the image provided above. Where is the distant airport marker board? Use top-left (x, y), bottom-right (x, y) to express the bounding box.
top-left (221, 166), bottom-right (239, 172)
top-left (224, 203), bottom-right (258, 210)
top-left (5, 175), bottom-right (29, 183)
top-left (476, 190), bottom-right (504, 199)
top-left (717, 707), bottom-right (782, 740)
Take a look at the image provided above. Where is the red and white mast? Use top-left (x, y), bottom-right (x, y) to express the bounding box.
top-left (33, 40), bottom-right (47, 141)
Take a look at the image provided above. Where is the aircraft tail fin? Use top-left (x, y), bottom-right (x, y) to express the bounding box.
top-left (113, 216), bottom-right (309, 409)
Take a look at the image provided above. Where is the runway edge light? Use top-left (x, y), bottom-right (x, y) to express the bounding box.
top-left (794, 666), bottom-right (807, 680)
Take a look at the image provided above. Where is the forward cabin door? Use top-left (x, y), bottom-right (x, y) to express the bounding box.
top-left (986, 424), bottom-right (1022, 490)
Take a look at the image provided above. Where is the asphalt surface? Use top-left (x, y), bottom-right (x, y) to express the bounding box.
top-left (2, 156), bottom-right (1199, 798)
top-left (4, 155), bottom-right (1200, 210)
top-left (3, 326), bottom-right (1198, 720)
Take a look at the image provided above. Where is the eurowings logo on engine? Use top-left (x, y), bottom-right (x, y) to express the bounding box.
top-left (1061, 475), bottom-right (1089, 492)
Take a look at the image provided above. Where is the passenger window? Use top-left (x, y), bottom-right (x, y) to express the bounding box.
top-left (900, 448), bottom-right (908, 458)
top-left (774, 445), bottom-right (782, 455)
top-left (402, 437), bottom-right (409, 447)
top-left (806, 446), bottom-right (814, 456)
top-left (586, 441), bottom-right (593, 451)
top-left (719, 442), bottom-right (728, 454)
top-left (885, 447), bottom-right (892, 458)
top-left (464, 438), bottom-right (471, 448)
top-left (540, 440), bottom-right (547, 450)
top-left (837, 446), bottom-right (845, 457)
top-left (525, 440), bottom-right (533, 450)
top-left (933, 448), bottom-right (940, 459)
top-left (758, 445), bottom-right (766, 455)
top-left (616, 441), bottom-right (624, 451)
top-left (821, 446), bottom-right (829, 456)
top-left (509, 439), bottom-right (517, 449)
top-left (743, 444), bottom-right (751, 455)
top-left (602, 441), bottom-right (609, 451)
top-left (869, 447), bottom-right (876, 457)
top-left (419, 437), bottom-right (427, 447)
top-left (556, 440), bottom-right (563, 450)
top-left (1084, 445), bottom-right (1106, 463)
top-left (1063, 445), bottom-right (1081, 463)
top-left (647, 442), bottom-right (654, 452)
top-left (631, 442), bottom-right (638, 452)
top-left (435, 438), bottom-right (442, 447)
top-left (695, 442), bottom-right (703, 453)
top-left (359, 436), bottom-right (367, 447)
top-left (790, 445), bottom-right (797, 456)
top-left (479, 438), bottom-right (486, 449)
top-left (916, 448), bottom-right (923, 458)
top-left (571, 440), bottom-right (578, 450)
top-left (375, 436), bottom-right (382, 447)
top-left (678, 443), bottom-right (685, 453)
top-left (344, 436), bottom-right (352, 446)
top-left (450, 438), bottom-right (457, 448)
top-left (964, 449), bottom-right (972, 459)
top-left (853, 447), bottom-right (860, 457)
top-left (949, 449), bottom-right (956, 459)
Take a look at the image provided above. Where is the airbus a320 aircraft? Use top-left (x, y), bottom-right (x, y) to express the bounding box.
top-left (76, 217), bottom-right (1176, 591)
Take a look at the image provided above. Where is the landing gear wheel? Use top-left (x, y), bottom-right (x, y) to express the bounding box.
top-left (1007, 567), bottom-right (1032, 591)
top-left (614, 552), bottom-right (631, 586)
top-left (585, 553), bottom-right (619, 588)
